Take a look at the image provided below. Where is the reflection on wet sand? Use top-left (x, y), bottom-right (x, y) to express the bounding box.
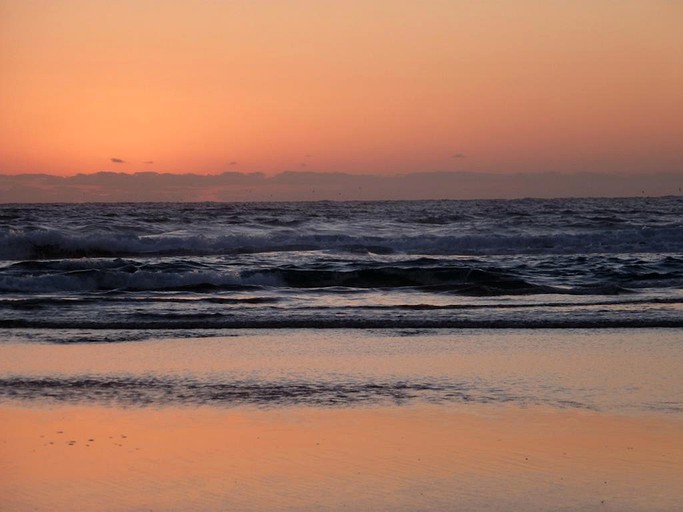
top-left (2, 404), bottom-right (681, 512)
top-left (2, 329), bottom-right (682, 413)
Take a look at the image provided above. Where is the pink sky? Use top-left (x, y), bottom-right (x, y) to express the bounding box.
top-left (1, 1), bottom-right (681, 190)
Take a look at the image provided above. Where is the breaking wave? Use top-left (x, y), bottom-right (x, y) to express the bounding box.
top-left (2, 257), bottom-right (667, 294)
top-left (2, 225), bottom-right (682, 260)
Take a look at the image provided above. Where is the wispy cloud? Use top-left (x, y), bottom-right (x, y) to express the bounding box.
top-left (110, 158), bottom-right (125, 164)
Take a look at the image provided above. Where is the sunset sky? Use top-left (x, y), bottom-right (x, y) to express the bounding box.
top-left (1, 0), bottom-right (681, 178)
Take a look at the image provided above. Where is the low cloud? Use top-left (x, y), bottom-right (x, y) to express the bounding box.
top-left (452, 153), bottom-right (466, 159)
top-left (143, 161), bottom-right (154, 164)
top-left (0, 171), bottom-right (680, 203)
top-left (110, 158), bottom-right (125, 164)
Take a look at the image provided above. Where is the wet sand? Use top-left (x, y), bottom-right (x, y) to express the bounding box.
top-left (1, 329), bottom-right (682, 510)
top-left (2, 403), bottom-right (682, 511)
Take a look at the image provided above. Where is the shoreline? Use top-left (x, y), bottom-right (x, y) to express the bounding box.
top-left (2, 328), bottom-right (681, 414)
top-left (3, 319), bottom-right (683, 329)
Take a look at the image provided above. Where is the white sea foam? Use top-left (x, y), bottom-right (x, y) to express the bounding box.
top-left (1, 225), bottom-right (682, 260)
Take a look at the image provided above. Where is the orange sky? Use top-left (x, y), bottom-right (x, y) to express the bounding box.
top-left (1, 0), bottom-right (681, 177)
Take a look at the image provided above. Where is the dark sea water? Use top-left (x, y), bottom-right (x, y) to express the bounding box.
top-left (0, 197), bottom-right (682, 338)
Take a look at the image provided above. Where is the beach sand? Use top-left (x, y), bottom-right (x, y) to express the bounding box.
top-left (2, 403), bottom-right (682, 511)
top-left (1, 329), bottom-right (682, 511)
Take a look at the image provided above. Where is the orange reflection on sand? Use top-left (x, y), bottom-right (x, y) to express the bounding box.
top-left (1, 404), bottom-right (682, 511)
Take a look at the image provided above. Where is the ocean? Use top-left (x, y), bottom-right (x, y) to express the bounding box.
top-left (0, 197), bottom-right (681, 338)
